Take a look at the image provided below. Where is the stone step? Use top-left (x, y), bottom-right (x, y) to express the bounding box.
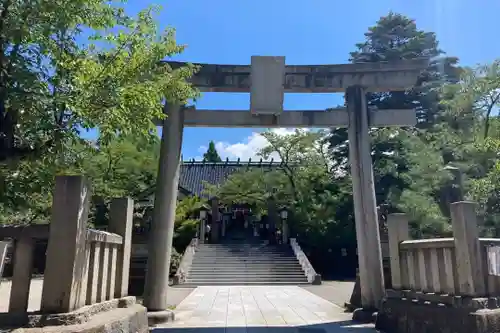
top-left (188, 274), bottom-right (306, 279)
top-left (197, 249), bottom-right (291, 252)
top-left (191, 260), bottom-right (301, 265)
top-left (195, 251), bottom-right (296, 254)
top-left (185, 277), bottom-right (307, 285)
top-left (192, 260), bottom-right (300, 266)
top-left (191, 259), bottom-right (299, 263)
top-left (189, 267), bottom-right (303, 272)
top-left (186, 276), bottom-right (307, 283)
top-left (195, 249), bottom-right (294, 253)
top-left (180, 281), bottom-right (310, 286)
top-left (197, 246), bottom-right (290, 248)
top-left (194, 255), bottom-right (295, 258)
top-left (190, 264), bottom-right (303, 269)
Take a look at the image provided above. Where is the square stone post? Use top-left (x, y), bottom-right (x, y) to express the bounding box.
top-left (9, 237), bottom-right (34, 313)
top-left (346, 85), bottom-right (385, 310)
top-left (267, 198), bottom-right (277, 239)
top-left (144, 103), bottom-right (184, 312)
top-left (211, 198), bottom-right (220, 243)
top-left (199, 218), bottom-right (206, 243)
top-left (222, 214), bottom-right (229, 238)
top-left (109, 197), bottom-right (134, 298)
top-left (450, 201), bottom-right (485, 296)
top-left (41, 175), bottom-right (91, 313)
top-left (387, 214), bottom-right (410, 290)
top-left (282, 219), bottom-right (289, 244)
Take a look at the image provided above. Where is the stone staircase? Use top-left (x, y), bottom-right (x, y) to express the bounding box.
top-left (181, 241), bottom-right (309, 286)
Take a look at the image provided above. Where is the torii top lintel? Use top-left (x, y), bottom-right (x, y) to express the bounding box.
top-left (163, 57), bottom-right (428, 93)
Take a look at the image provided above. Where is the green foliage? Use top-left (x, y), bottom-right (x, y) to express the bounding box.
top-left (206, 129), bottom-right (357, 249)
top-left (173, 196), bottom-right (204, 251)
top-left (0, 1), bottom-right (197, 225)
top-left (0, 0), bottom-right (198, 163)
top-left (202, 141), bottom-right (222, 162)
top-left (327, 12), bottom-right (463, 236)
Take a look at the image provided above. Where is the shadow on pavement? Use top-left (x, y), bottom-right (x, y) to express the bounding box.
top-left (152, 320), bottom-right (376, 332)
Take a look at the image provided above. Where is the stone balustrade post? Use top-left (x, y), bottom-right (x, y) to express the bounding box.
top-left (387, 213), bottom-right (410, 290)
top-left (450, 201), bottom-right (485, 296)
top-left (211, 198), bottom-right (220, 243)
top-left (41, 175), bottom-right (91, 313)
top-left (9, 236), bottom-right (35, 313)
top-left (109, 197), bottom-right (134, 298)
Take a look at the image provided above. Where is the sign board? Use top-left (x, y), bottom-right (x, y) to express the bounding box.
top-left (488, 246), bottom-right (500, 276)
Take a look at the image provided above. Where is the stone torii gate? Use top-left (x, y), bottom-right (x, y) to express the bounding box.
top-left (143, 56), bottom-right (427, 317)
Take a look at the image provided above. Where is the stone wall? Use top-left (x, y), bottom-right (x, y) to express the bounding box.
top-left (376, 297), bottom-right (500, 333)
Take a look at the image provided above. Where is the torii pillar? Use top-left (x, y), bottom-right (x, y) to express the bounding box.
top-left (143, 103), bottom-right (184, 314)
top-left (346, 86), bottom-right (385, 311)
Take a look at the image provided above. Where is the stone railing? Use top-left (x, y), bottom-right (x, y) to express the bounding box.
top-left (387, 202), bottom-right (496, 297)
top-left (377, 201), bottom-right (500, 333)
top-left (290, 238), bottom-right (321, 285)
top-left (0, 176), bottom-right (145, 332)
top-left (173, 237), bottom-right (199, 284)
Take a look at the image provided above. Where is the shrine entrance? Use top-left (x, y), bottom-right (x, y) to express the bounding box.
top-left (142, 55), bottom-right (427, 315)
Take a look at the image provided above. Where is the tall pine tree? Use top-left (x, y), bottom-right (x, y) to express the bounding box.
top-left (328, 12), bottom-right (460, 207)
top-left (203, 141), bottom-right (222, 162)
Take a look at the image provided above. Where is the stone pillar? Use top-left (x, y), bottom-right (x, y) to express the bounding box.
top-left (450, 201), bottom-right (485, 296)
top-left (41, 176), bottom-right (91, 313)
top-left (346, 86), bottom-right (385, 310)
top-left (387, 214), bottom-right (410, 290)
top-left (199, 218), bottom-right (206, 243)
top-left (9, 237), bottom-right (34, 313)
top-left (143, 103), bottom-right (184, 311)
top-left (282, 219), bottom-right (289, 244)
top-left (211, 198), bottom-right (220, 243)
top-left (222, 214), bottom-right (229, 237)
top-left (109, 197), bottom-right (134, 298)
top-left (267, 198), bottom-right (277, 238)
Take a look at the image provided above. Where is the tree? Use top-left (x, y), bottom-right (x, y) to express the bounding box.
top-left (0, 1), bottom-right (197, 164)
top-left (327, 12), bottom-right (461, 235)
top-left (0, 134), bottom-right (161, 225)
top-left (0, 1), bottom-right (198, 224)
top-left (205, 130), bottom-right (357, 251)
top-left (203, 141), bottom-right (222, 162)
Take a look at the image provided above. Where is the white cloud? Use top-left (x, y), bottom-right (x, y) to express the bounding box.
top-left (199, 128), bottom-right (299, 161)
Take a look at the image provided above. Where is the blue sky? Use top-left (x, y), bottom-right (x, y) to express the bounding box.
top-left (90, 0), bottom-right (500, 160)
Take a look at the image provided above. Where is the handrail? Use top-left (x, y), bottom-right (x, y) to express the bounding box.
top-left (289, 238), bottom-right (321, 285)
top-left (174, 238), bottom-right (199, 284)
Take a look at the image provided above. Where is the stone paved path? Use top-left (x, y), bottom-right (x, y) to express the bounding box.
top-left (153, 286), bottom-right (376, 332)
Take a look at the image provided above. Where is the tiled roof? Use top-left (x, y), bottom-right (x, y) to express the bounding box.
top-left (179, 161), bottom-right (283, 197)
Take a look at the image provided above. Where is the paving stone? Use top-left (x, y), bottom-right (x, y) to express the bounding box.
top-left (152, 286), bottom-right (378, 332)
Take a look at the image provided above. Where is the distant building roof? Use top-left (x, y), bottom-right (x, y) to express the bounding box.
top-left (140, 159), bottom-right (285, 199)
top-left (180, 160), bottom-right (284, 197)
